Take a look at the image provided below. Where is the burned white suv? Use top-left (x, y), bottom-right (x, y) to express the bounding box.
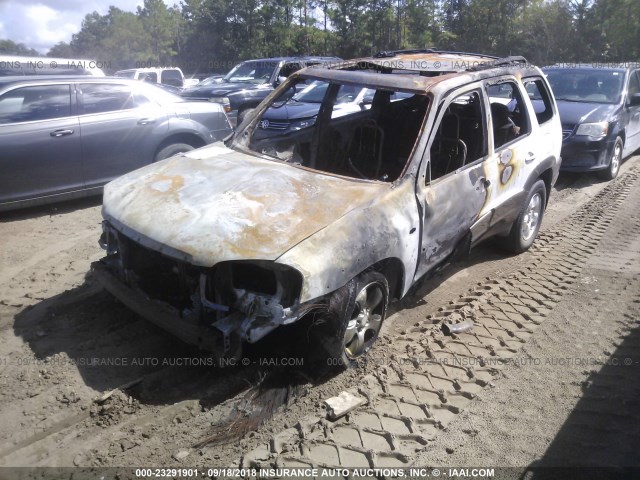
top-left (93, 50), bottom-right (562, 367)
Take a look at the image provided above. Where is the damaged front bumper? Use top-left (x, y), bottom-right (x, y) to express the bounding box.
top-left (93, 221), bottom-right (319, 359)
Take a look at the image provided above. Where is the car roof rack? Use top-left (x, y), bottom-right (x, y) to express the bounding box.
top-left (466, 56), bottom-right (529, 71)
top-left (373, 48), bottom-right (499, 60)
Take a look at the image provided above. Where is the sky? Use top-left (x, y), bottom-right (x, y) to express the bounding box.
top-left (0, 0), bottom-right (161, 54)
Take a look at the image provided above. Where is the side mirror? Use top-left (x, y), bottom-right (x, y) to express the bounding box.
top-left (271, 85), bottom-right (296, 108)
top-left (628, 92), bottom-right (640, 106)
top-left (275, 76), bottom-right (287, 86)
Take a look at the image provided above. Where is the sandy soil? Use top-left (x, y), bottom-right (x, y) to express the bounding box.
top-left (0, 157), bottom-right (638, 476)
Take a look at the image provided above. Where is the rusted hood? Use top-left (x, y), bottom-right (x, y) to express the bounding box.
top-left (102, 144), bottom-right (387, 266)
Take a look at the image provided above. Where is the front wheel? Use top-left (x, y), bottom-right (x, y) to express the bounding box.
top-left (598, 136), bottom-right (623, 181)
top-left (500, 179), bottom-right (547, 253)
top-left (154, 143), bottom-right (194, 162)
top-left (308, 271), bottom-right (389, 371)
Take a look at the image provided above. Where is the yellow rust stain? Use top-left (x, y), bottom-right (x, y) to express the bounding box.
top-left (147, 173), bottom-right (185, 195)
top-left (229, 176), bottom-right (379, 259)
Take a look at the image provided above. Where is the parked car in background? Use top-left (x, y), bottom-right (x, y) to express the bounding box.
top-left (256, 80), bottom-right (415, 137)
top-left (115, 67), bottom-right (186, 88)
top-left (256, 81), bottom-right (372, 136)
top-left (196, 75), bottom-right (224, 86)
top-left (543, 64), bottom-right (640, 180)
top-left (183, 78), bottom-right (200, 88)
top-left (180, 56), bottom-right (341, 125)
top-left (0, 76), bottom-right (232, 211)
top-left (0, 55), bottom-right (105, 76)
top-left (94, 50), bottom-right (561, 368)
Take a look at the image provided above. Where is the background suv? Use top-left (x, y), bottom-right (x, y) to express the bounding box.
top-left (0, 76), bottom-right (232, 211)
top-left (544, 64), bottom-right (640, 180)
top-left (180, 56), bottom-right (340, 125)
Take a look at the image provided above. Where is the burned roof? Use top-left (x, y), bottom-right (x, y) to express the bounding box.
top-left (297, 51), bottom-right (533, 94)
top-left (328, 50), bottom-right (528, 74)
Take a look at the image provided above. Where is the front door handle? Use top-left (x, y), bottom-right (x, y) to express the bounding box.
top-left (481, 177), bottom-right (491, 188)
top-left (50, 129), bottom-right (74, 137)
top-left (137, 118), bottom-right (156, 125)
top-left (525, 152), bottom-right (536, 164)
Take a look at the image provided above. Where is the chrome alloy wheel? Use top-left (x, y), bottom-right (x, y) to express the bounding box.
top-left (343, 282), bottom-right (385, 358)
top-left (521, 192), bottom-right (542, 242)
top-left (610, 140), bottom-right (622, 176)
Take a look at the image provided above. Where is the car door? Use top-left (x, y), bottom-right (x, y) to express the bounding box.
top-left (414, 86), bottom-right (492, 279)
top-left (624, 70), bottom-right (640, 153)
top-left (78, 82), bottom-right (167, 188)
top-left (0, 83), bottom-right (82, 204)
top-left (522, 75), bottom-right (560, 169)
top-left (481, 77), bottom-right (539, 230)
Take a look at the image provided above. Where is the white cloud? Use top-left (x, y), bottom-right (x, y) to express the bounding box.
top-left (0, 0), bottom-right (168, 54)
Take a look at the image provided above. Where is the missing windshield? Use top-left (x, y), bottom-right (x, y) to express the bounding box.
top-left (245, 78), bottom-right (429, 182)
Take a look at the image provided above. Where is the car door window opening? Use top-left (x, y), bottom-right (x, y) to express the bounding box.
top-left (429, 90), bottom-right (486, 182)
top-left (488, 81), bottom-right (531, 150)
top-left (245, 78), bottom-right (429, 182)
top-left (524, 78), bottom-right (555, 125)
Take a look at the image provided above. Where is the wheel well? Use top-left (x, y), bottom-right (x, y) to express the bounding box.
top-left (369, 258), bottom-right (405, 300)
top-left (538, 167), bottom-right (553, 207)
top-left (155, 133), bottom-right (206, 157)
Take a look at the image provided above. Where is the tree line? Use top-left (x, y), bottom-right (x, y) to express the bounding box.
top-left (1, 0), bottom-right (639, 75)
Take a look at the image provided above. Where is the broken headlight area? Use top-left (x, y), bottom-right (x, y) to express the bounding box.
top-left (97, 221), bottom-right (313, 356)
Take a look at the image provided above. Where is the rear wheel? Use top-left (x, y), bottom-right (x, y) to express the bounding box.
top-left (308, 270), bottom-right (389, 371)
top-left (154, 143), bottom-right (194, 162)
top-left (500, 179), bottom-right (546, 253)
top-left (598, 136), bottom-right (622, 181)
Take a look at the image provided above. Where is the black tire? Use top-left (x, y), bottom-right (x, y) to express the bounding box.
top-left (237, 108), bottom-right (255, 125)
top-left (501, 179), bottom-right (547, 253)
top-left (307, 270), bottom-right (389, 371)
top-left (598, 136), bottom-right (623, 181)
top-left (154, 143), bottom-right (194, 162)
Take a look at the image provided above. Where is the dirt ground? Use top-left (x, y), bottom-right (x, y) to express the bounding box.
top-left (0, 156), bottom-right (638, 478)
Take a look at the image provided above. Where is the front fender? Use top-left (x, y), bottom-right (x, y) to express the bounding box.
top-left (277, 179), bottom-right (421, 302)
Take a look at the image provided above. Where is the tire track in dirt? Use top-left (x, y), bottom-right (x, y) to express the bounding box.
top-left (240, 167), bottom-right (640, 470)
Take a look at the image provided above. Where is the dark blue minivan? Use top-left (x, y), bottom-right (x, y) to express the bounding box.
top-left (543, 64), bottom-right (640, 180)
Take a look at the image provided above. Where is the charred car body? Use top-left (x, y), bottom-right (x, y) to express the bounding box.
top-left (94, 50), bottom-right (562, 366)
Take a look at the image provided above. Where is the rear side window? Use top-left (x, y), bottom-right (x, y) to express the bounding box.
top-left (140, 72), bottom-right (158, 83)
top-left (487, 81), bottom-right (531, 150)
top-left (524, 78), bottom-right (554, 124)
top-left (161, 70), bottom-right (182, 87)
top-left (80, 83), bottom-right (135, 114)
top-left (0, 84), bottom-right (71, 124)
